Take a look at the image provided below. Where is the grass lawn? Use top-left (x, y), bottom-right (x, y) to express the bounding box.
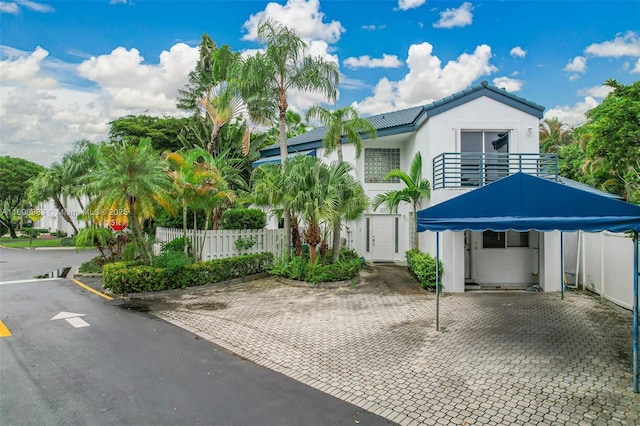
top-left (0, 237), bottom-right (65, 248)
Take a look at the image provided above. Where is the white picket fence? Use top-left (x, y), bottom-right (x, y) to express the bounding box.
top-left (155, 227), bottom-right (285, 260)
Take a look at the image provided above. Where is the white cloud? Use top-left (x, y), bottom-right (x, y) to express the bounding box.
top-left (0, 44), bottom-right (198, 166)
top-left (397, 0), bottom-right (426, 11)
top-left (564, 56), bottom-right (587, 80)
top-left (2, 0), bottom-right (54, 13)
top-left (585, 31), bottom-right (640, 58)
top-left (242, 0), bottom-right (344, 44)
top-left (76, 43), bottom-right (199, 114)
top-left (433, 2), bottom-right (473, 29)
top-left (492, 77), bottom-right (522, 92)
top-left (0, 2), bottom-right (19, 13)
top-left (632, 58), bottom-right (640, 74)
top-left (343, 54), bottom-right (403, 70)
top-left (510, 46), bottom-right (526, 58)
top-left (18, 0), bottom-right (54, 12)
top-left (576, 84), bottom-right (614, 98)
top-left (544, 96), bottom-right (599, 127)
top-left (362, 24), bottom-right (386, 31)
top-left (0, 46), bottom-right (57, 88)
top-left (353, 42), bottom-right (497, 115)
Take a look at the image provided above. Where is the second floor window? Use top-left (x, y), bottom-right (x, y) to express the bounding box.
top-left (364, 148), bottom-right (400, 183)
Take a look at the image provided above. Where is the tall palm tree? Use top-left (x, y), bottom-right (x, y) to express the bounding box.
top-left (239, 18), bottom-right (339, 256)
top-left (372, 152), bottom-right (431, 251)
top-left (539, 117), bottom-right (573, 153)
top-left (87, 138), bottom-right (174, 264)
top-left (305, 105), bottom-right (377, 261)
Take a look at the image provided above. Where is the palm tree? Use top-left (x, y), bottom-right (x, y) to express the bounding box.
top-left (325, 161), bottom-right (369, 263)
top-left (239, 18), bottom-right (339, 256)
top-left (372, 152), bottom-right (431, 251)
top-left (28, 163), bottom-right (79, 235)
top-left (86, 138), bottom-right (174, 264)
top-left (165, 147), bottom-right (230, 258)
top-left (305, 105), bottom-right (377, 163)
top-left (305, 105), bottom-right (376, 261)
top-left (539, 117), bottom-right (573, 153)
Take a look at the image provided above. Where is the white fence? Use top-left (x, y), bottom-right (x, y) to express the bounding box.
top-left (565, 231), bottom-right (638, 311)
top-left (155, 227), bottom-right (285, 260)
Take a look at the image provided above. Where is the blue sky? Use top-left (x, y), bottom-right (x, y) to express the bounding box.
top-left (1, 0), bottom-right (639, 166)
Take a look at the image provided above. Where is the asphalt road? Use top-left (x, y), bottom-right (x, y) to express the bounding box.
top-left (0, 247), bottom-right (98, 282)
top-left (0, 250), bottom-right (391, 425)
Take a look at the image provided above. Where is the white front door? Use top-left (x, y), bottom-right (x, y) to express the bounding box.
top-left (367, 215), bottom-right (397, 261)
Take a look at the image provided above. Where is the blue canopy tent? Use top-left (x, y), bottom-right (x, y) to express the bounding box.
top-left (416, 172), bottom-right (640, 392)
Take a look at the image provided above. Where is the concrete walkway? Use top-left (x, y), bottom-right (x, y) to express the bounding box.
top-left (135, 265), bottom-right (640, 426)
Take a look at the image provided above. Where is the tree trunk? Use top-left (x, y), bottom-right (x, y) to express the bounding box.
top-left (413, 205), bottom-right (419, 251)
top-left (54, 197), bottom-right (79, 235)
top-left (291, 214), bottom-right (302, 256)
top-left (331, 221), bottom-right (341, 263)
top-left (278, 93), bottom-right (292, 260)
top-left (304, 222), bottom-right (321, 265)
top-left (182, 202), bottom-right (188, 258)
top-left (128, 198), bottom-right (152, 264)
top-left (207, 122), bottom-right (222, 154)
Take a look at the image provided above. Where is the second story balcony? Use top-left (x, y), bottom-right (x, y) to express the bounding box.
top-left (433, 152), bottom-right (558, 190)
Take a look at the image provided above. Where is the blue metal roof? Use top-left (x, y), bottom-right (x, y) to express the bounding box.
top-left (260, 81), bottom-right (546, 157)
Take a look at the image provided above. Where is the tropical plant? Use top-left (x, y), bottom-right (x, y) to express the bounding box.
top-left (165, 147), bottom-right (235, 259)
top-left (539, 117), bottom-right (574, 154)
top-left (28, 163), bottom-right (79, 235)
top-left (305, 105), bottom-right (377, 163)
top-left (580, 79), bottom-right (640, 202)
top-left (86, 138), bottom-right (174, 264)
top-left (305, 105), bottom-right (376, 261)
top-left (372, 152), bottom-right (431, 250)
top-left (239, 18), bottom-right (339, 256)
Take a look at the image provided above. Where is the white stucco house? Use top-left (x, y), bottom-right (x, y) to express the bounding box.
top-left (256, 80), bottom-right (569, 293)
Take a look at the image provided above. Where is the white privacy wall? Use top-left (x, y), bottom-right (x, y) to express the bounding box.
top-left (573, 231), bottom-right (636, 310)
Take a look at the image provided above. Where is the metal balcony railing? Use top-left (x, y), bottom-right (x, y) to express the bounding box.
top-left (432, 152), bottom-right (558, 189)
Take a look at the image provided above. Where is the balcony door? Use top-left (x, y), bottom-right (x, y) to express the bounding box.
top-left (461, 130), bottom-right (509, 186)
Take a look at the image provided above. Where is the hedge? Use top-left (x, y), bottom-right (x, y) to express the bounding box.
top-left (103, 252), bottom-right (273, 295)
top-left (405, 249), bottom-right (444, 289)
top-left (220, 208), bottom-right (267, 230)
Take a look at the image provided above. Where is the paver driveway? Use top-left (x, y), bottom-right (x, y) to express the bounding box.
top-left (132, 265), bottom-right (640, 425)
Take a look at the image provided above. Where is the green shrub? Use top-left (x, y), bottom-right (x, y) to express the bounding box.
top-left (60, 237), bottom-right (75, 247)
top-left (405, 249), bottom-right (444, 289)
top-left (220, 208), bottom-right (266, 230)
top-left (152, 250), bottom-right (191, 275)
top-left (103, 252), bottom-right (274, 295)
top-left (234, 236), bottom-right (256, 252)
top-left (161, 236), bottom-right (192, 256)
top-left (269, 249), bottom-right (361, 284)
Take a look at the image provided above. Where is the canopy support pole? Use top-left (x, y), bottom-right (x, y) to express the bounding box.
top-left (436, 232), bottom-right (440, 332)
top-left (561, 232), bottom-right (565, 300)
top-left (633, 231), bottom-right (638, 393)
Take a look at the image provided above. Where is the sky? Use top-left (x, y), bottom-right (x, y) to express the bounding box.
top-left (1, 0), bottom-right (639, 167)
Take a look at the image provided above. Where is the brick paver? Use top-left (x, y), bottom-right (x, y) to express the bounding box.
top-left (136, 265), bottom-right (640, 425)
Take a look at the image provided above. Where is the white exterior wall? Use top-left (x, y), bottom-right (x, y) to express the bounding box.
top-left (573, 232), bottom-right (636, 310)
top-left (32, 197), bottom-right (85, 236)
top-left (416, 96), bottom-right (544, 292)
